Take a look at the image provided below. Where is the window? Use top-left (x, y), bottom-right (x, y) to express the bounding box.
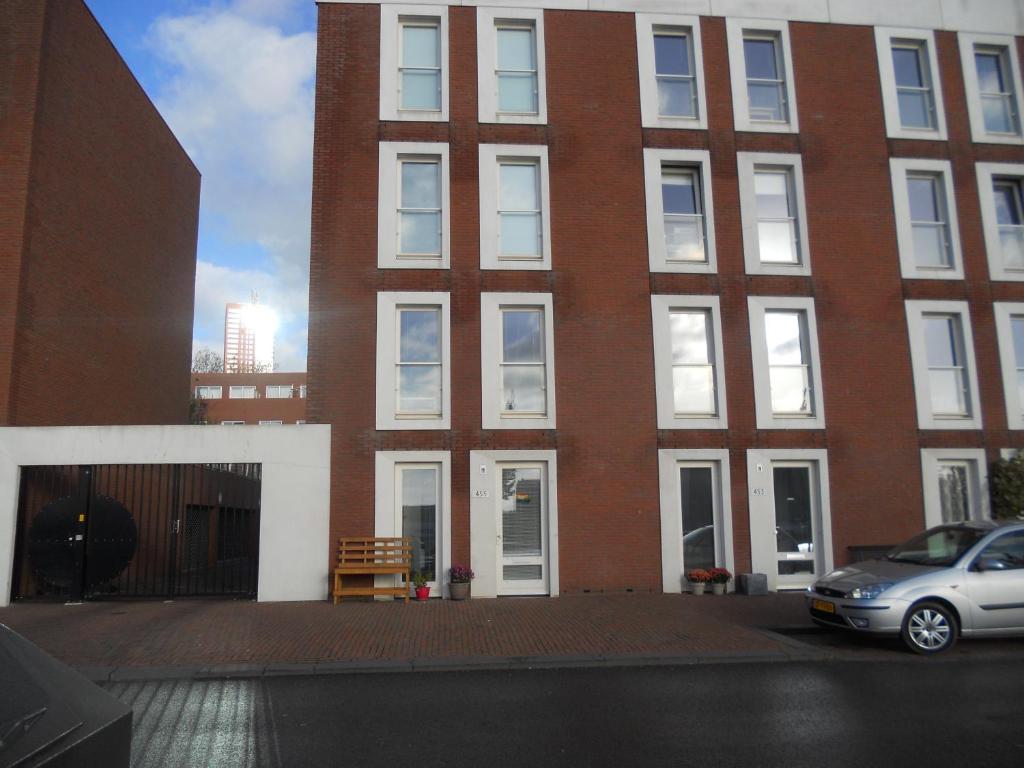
top-left (748, 297), bottom-right (825, 429)
top-left (657, 450), bottom-right (734, 593)
top-left (737, 153), bottom-right (810, 275)
top-left (905, 301), bottom-right (982, 429)
top-left (229, 386), bottom-right (256, 399)
top-left (651, 295), bottom-right (727, 429)
top-left (379, 6), bottom-right (449, 122)
top-left (376, 292), bottom-right (451, 430)
top-left (220, 420), bottom-right (245, 425)
top-left (265, 386), bottom-right (292, 399)
top-left (299, 385), bottom-right (307, 398)
top-left (643, 149), bottom-right (716, 273)
top-left (295, 420), bottom-right (306, 425)
top-left (375, 452), bottom-right (452, 596)
top-left (875, 28), bottom-right (947, 140)
top-left (959, 33), bottom-right (1023, 144)
top-left (977, 164), bottom-right (1024, 280)
top-left (635, 15), bottom-right (707, 129)
top-left (889, 159), bottom-right (963, 279)
top-left (992, 303), bottom-right (1024, 429)
top-left (477, 8), bottom-right (546, 124)
top-left (920, 450), bottom-right (989, 528)
top-left (195, 386), bottom-right (222, 400)
top-left (377, 142), bottom-right (450, 269)
top-left (976, 530), bottom-right (1024, 570)
top-left (726, 19), bottom-right (798, 133)
top-left (479, 144), bottom-right (551, 270)
top-left (259, 420), bottom-right (283, 425)
top-left (481, 293), bottom-right (555, 430)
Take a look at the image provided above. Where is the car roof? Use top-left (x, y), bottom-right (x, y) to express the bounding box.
top-left (947, 519), bottom-right (1024, 531)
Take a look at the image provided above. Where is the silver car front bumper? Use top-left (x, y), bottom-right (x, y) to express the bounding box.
top-left (805, 591), bottom-right (908, 634)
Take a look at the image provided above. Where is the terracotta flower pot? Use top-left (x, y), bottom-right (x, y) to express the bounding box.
top-left (710, 582), bottom-right (726, 595)
top-left (689, 582), bottom-right (706, 595)
top-left (449, 582), bottom-right (470, 601)
top-left (415, 586), bottom-right (430, 601)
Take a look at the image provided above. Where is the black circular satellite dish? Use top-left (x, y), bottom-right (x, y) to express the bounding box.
top-left (28, 495), bottom-right (138, 590)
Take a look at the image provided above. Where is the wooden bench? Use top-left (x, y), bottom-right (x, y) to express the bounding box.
top-left (332, 536), bottom-right (413, 604)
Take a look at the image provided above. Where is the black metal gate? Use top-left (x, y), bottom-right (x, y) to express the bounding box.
top-left (11, 463), bottom-right (262, 601)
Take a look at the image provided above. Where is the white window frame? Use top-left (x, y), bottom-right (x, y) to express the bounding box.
top-left (658, 449), bottom-right (734, 594)
top-left (258, 420), bottom-right (283, 425)
top-left (375, 451), bottom-right (452, 597)
top-left (265, 385), bottom-right (292, 399)
top-left (379, 5), bottom-right (449, 122)
top-left (220, 420), bottom-right (245, 425)
top-left (726, 18), bottom-right (799, 134)
top-left (977, 162), bottom-right (1024, 281)
top-left (746, 448), bottom-right (834, 593)
top-left (736, 152), bottom-right (811, 275)
top-left (920, 449), bottom-right (990, 528)
top-left (650, 294), bottom-right (727, 429)
top-left (376, 291), bottom-right (451, 431)
top-left (993, 302), bottom-right (1024, 430)
top-left (195, 385), bottom-right (222, 400)
top-left (635, 14), bottom-right (708, 130)
top-left (378, 142), bottom-right (451, 270)
top-left (748, 296), bottom-right (825, 430)
top-left (889, 158), bottom-right (964, 280)
top-left (480, 292), bottom-right (555, 430)
top-left (905, 300), bottom-right (983, 430)
top-left (299, 385), bottom-right (307, 398)
top-left (479, 144), bottom-right (552, 271)
top-left (229, 386), bottom-right (256, 400)
top-left (875, 27), bottom-right (947, 141)
top-left (477, 7), bottom-right (547, 125)
top-left (959, 33), bottom-right (1024, 145)
top-left (643, 148), bottom-right (716, 273)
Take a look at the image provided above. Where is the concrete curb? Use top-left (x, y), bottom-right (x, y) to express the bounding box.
top-left (86, 647), bottom-right (829, 684)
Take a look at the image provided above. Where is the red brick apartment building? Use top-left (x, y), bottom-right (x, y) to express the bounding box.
top-left (192, 372), bottom-right (308, 425)
top-left (308, 0), bottom-right (1024, 597)
top-left (0, 0), bottom-right (200, 427)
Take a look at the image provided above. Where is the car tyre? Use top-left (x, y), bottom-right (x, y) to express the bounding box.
top-left (900, 601), bottom-right (958, 655)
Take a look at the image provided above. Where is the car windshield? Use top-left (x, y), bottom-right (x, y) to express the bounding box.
top-left (886, 526), bottom-right (989, 567)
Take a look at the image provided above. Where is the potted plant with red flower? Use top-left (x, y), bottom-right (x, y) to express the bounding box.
top-left (708, 567), bottom-right (732, 595)
top-left (413, 570), bottom-right (432, 601)
top-left (686, 569), bottom-right (711, 595)
top-left (448, 564), bottom-right (474, 600)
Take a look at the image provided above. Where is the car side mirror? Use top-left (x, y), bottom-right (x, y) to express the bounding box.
top-left (975, 555), bottom-right (1009, 572)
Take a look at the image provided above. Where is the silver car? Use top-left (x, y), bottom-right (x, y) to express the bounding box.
top-left (806, 521), bottom-right (1024, 654)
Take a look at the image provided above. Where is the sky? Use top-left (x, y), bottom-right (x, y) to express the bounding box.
top-left (85, 0), bottom-right (319, 371)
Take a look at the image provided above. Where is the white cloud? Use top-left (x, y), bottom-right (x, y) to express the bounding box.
top-left (147, 1), bottom-right (315, 370)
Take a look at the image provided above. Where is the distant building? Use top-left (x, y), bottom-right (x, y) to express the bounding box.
top-left (224, 300), bottom-right (276, 373)
top-left (192, 372), bottom-right (307, 425)
top-left (0, 0), bottom-right (200, 426)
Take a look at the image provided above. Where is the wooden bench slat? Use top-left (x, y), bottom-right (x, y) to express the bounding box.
top-left (332, 536), bottom-right (414, 605)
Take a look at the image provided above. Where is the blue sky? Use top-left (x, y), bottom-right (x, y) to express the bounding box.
top-left (85, 0), bottom-right (318, 371)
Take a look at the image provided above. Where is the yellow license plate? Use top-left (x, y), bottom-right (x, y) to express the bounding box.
top-left (812, 599), bottom-right (835, 614)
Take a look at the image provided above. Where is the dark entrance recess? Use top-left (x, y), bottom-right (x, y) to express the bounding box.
top-left (12, 464), bottom-right (262, 601)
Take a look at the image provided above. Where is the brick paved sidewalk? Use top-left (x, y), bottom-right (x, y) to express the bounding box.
top-left (0, 593), bottom-right (813, 679)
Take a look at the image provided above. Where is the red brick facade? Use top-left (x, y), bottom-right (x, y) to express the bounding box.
top-left (192, 372), bottom-right (308, 425)
top-left (308, 3), bottom-right (1024, 592)
top-left (0, 0), bottom-right (200, 427)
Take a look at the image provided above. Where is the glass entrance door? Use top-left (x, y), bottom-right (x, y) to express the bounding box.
top-left (680, 463), bottom-right (717, 572)
top-left (497, 463), bottom-right (548, 595)
top-left (397, 464), bottom-right (440, 592)
top-left (772, 463), bottom-right (818, 588)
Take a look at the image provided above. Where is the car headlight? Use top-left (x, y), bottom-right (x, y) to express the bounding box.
top-left (845, 583), bottom-right (894, 599)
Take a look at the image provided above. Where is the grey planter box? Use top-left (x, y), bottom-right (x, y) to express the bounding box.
top-left (737, 573), bottom-right (767, 596)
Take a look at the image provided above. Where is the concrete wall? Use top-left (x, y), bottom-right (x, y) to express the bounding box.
top-left (0, 425), bottom-right (331, 606)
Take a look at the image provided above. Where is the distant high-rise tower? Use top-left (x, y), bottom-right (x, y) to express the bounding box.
top-left (224, 293), bottom-right (276, 373)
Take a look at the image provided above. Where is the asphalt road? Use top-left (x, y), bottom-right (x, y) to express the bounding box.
top-left (106, 657), bottom-right (1024, 768)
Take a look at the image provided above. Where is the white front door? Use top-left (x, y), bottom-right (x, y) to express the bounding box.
top-left (497, 462), bottom-right (549, 595)
top-left (396, 463), bottom-right (441, 593)
top-left (771, 461), bottom-right (820, 589)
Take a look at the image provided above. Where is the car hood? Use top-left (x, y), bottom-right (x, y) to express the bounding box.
top-left (815, 559), bottom-right (944, 592)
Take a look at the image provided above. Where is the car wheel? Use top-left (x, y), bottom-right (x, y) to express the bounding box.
top-left (901, 601), bottom-right (958, 654)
